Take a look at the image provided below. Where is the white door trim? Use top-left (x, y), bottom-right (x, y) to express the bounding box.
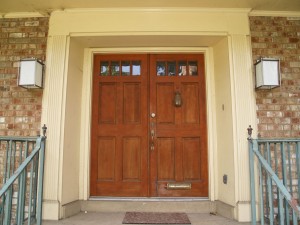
top-left (79, 47), bottom-right (217, 201)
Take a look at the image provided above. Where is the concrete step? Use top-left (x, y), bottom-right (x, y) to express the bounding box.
top-left (44, 212), bottom-right (248, 225)
top-left (80, 199), bottom-right (216, 214)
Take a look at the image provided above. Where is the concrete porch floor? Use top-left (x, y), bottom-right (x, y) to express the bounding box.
top-left (43, 212), bottom-right (251, 225)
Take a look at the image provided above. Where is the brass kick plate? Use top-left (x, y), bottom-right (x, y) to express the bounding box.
top-left (166, 182), bottom-right (191, 190)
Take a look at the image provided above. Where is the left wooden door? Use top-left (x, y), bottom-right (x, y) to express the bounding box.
top-left (90, 54), bottom-right (149, 197)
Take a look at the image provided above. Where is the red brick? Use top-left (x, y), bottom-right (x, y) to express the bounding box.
top-left (0, 17), bottom-right (48, 137)
top-left (250, 16), bottom-right (300, 138)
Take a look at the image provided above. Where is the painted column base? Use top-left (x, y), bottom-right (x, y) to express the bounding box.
top-left (42, 200), bottom-right (61, 220)
top-left (236, 201), bottom-right (252, 222)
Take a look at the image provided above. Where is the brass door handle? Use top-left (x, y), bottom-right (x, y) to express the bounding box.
top-left (151, 129), bottom-right (155, 141)
top-left (150, 142), bottom-right (155, 151)
top-left (150, 122), bottom-right (155, 151)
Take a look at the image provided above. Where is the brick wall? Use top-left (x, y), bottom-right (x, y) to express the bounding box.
top-left (0, 17), bottom-right (48, 136)
top-left (250, 16), bottom-right (300, 138)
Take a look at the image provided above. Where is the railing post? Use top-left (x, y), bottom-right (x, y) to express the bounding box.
top-left (16, 141), bottom-right (27, 225)
top-left (266, 142), bottom-right (274, 225)
top-left (248, 126), bottom-right (257, 225)
top-left (280, 142), bottom-right (290, 225)
top-left (36, 125), bottom-right (47, 225)
top-left (296, 141), bottom-right (300, 212)
top-left (3, 140), bottom-right (13, 225)
top-left (258, 155), bottom-right (264, 225)
top-left (27, 162), bottom-right (33, 224)
top-left (3, 186), bottom-right (13, 225)
top-left (278, 192), bottom-right (284, 225)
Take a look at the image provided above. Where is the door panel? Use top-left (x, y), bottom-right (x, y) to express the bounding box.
top-left (122, 137), bottom-right (141, 180)
top-left (157, 138), bottom-right (175, 180)
top-left (97, 137), bottom-right (116, 180)
top-left (123, 83), bottom-right (141, 124)
top-left (182, 138), bottom-right (201, 180)
top-left (156, 83), bottom-right (175, 124)
top-left (181, 83), bottom-right (200, 124)
top-left (99, 83), bottom-right (117, 124)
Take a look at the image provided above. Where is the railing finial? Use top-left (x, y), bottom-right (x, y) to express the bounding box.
top-left (42, 124), bottom-right (47, 137)
top-left (247, 125), bottom-right (253, 140)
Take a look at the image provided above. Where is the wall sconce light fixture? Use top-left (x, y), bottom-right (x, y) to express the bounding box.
top-left (18, 58), bottom-right (44, 89)
top-left (254, 58), bottom-right (280, 90)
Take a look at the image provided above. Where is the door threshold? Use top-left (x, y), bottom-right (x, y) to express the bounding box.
top-left (88, 197), bottom-right (209, 202)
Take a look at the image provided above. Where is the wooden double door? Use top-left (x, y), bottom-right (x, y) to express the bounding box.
top-left (90, 54), bottom-right (208, 197)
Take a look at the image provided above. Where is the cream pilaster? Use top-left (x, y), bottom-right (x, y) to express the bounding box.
top-left (229, 34), bottom-right (257, 221)
top-left (41, 35), bottom-right (69, 220)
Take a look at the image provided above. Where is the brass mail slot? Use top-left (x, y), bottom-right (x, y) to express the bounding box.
top-left (166, 182), bottom-right (191, 190)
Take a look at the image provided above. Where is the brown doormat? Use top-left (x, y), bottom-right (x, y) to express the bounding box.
top-left (122, 212), bottom-right (191, 224)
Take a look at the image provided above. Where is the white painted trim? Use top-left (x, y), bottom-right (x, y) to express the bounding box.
top-left (206, 47), bottom-right (218, 202)
top-left (80, 48), bottom-right (93, 200)
top-left (62, 7), bottom-right (251, 14)
top-left (1, 12), bottom-right (47, 18)
top-left (58, 35), bottom-right (71, 211)
top-left (69, 31), bottom-right (229, 37)
top-left (84, 47), bottom-right (209, 53)
top-left (88, 197), bottom-right (209, 201)
top-left (249, 10), bottom-right (300, 17)
top-left (79, 46), bottom-right (216, 201)
top-left (3, 8), bottom-right (300, 19)
top-left (2, 9), bottom-right (299, 19)
top-left (227, 35), bottom-right (239, 204)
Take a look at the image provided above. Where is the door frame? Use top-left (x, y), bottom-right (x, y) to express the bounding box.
top-left (79, 47), bottom-right (217, 201)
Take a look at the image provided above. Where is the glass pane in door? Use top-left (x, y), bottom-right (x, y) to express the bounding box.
top-left (111, 61), bottom-right (120, 76)
top-left (188, 61), bottom-right (198, 76)
top-left (157, 62), bottom-right (166, 76)
top-left (178, 61), bottom-right (187, 76)
top-left (100, 61), bottom-right (109, 76)
top-left (167, 61), bottom-right (176, 76)
top-left (132, 61), bottom-right (141, 76)
top-left (122, 61), bottom-right (130, 76)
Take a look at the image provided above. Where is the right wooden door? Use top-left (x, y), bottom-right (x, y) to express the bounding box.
top-left (149, 54), bottom-right (208, 197)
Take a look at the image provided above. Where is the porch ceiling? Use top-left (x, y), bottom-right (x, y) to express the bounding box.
top-left (0, 0), bottom-right (300, 15)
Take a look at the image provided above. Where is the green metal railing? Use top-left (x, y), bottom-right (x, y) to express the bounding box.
top-left (0, 126), bottom-right (46, 225)
top-left (248, 127), bottom-right (300, 225)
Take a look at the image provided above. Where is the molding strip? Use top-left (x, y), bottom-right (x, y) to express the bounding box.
top-left (1, 12), bottom-right (48, 18)
top-left (2, 9), bottom-right (300, 18)
top-left (63, 7), bottom-right (251, 13)
top-left (249, 10), bottom-right (300, 17)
